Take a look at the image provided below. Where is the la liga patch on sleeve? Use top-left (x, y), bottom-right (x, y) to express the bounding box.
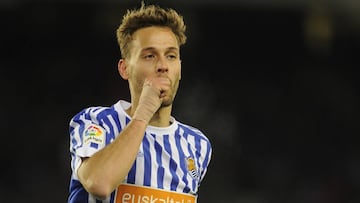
top-left (83, 124), bottom-right (106, 149)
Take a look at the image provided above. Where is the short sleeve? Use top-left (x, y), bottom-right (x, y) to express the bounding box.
top-left (69, 107), bottom-right (107, 177)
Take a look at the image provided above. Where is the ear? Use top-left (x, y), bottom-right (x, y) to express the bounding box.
top-left (118, 59), bottom-right (129, 80)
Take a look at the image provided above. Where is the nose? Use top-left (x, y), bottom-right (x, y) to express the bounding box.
top-left (156, 57), bottom-right (168, 74)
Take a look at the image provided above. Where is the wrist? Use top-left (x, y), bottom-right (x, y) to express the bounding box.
top-left (131, 117), bottom-right (149, 126)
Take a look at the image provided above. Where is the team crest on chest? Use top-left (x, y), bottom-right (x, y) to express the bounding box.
top-left (186, 157), bottom-right (198, 179)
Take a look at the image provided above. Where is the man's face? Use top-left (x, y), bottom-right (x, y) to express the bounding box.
top-left (126, 26), bottom-right (181, 106)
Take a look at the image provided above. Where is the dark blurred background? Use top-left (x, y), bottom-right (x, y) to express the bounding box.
top-left (1, 0), bottom-right (359, 202)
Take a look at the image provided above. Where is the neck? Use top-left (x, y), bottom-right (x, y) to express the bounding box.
top-left (149, 109), bottom-right (172, 127)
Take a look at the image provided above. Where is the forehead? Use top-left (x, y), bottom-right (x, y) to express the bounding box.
top-left (130, 26), bottom-right (179, 50)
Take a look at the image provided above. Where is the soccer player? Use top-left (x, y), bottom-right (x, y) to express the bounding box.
top-left (67, 2), bottom-right (212, 203)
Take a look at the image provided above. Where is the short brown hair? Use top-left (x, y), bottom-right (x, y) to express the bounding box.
top-left (116, 2), bottom-right (187, 59)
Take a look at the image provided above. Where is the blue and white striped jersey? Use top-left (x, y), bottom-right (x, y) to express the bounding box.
top-left (68, 100), bottom-right (212, 203)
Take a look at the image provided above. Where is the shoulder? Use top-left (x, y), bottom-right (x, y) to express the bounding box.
top-left (177, 122), bottom-right (211, 145)
top-left (70, 100), bottom-right (127, 126)
top-left (70, 105), bottom-right (114, 123)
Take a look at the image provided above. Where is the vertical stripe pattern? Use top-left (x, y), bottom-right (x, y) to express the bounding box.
top-left (68, 100), bottom-right (212, 203)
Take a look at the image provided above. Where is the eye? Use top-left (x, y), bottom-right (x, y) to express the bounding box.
top-left (167, 54), bottom-right (177, 60)
top-left (143, 54), bottom-right (155, 60)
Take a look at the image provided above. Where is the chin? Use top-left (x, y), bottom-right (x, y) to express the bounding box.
top-left (161, 97), bottom-right (174, 107)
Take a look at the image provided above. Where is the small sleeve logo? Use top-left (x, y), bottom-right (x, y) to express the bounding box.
top-left (83, 124), bottom-right (105, 148)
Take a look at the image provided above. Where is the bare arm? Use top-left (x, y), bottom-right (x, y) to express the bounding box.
top-left (76, 77), bottom-right (169, 199)
top-left (77, 119), bottom-right (147, 199)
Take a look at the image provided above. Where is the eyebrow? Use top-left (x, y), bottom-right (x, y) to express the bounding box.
top-left (141, 47), bottom-right (179, 52)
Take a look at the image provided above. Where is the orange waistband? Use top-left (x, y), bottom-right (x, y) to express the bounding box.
top-left (115, 183), bottom-right (197, 203)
